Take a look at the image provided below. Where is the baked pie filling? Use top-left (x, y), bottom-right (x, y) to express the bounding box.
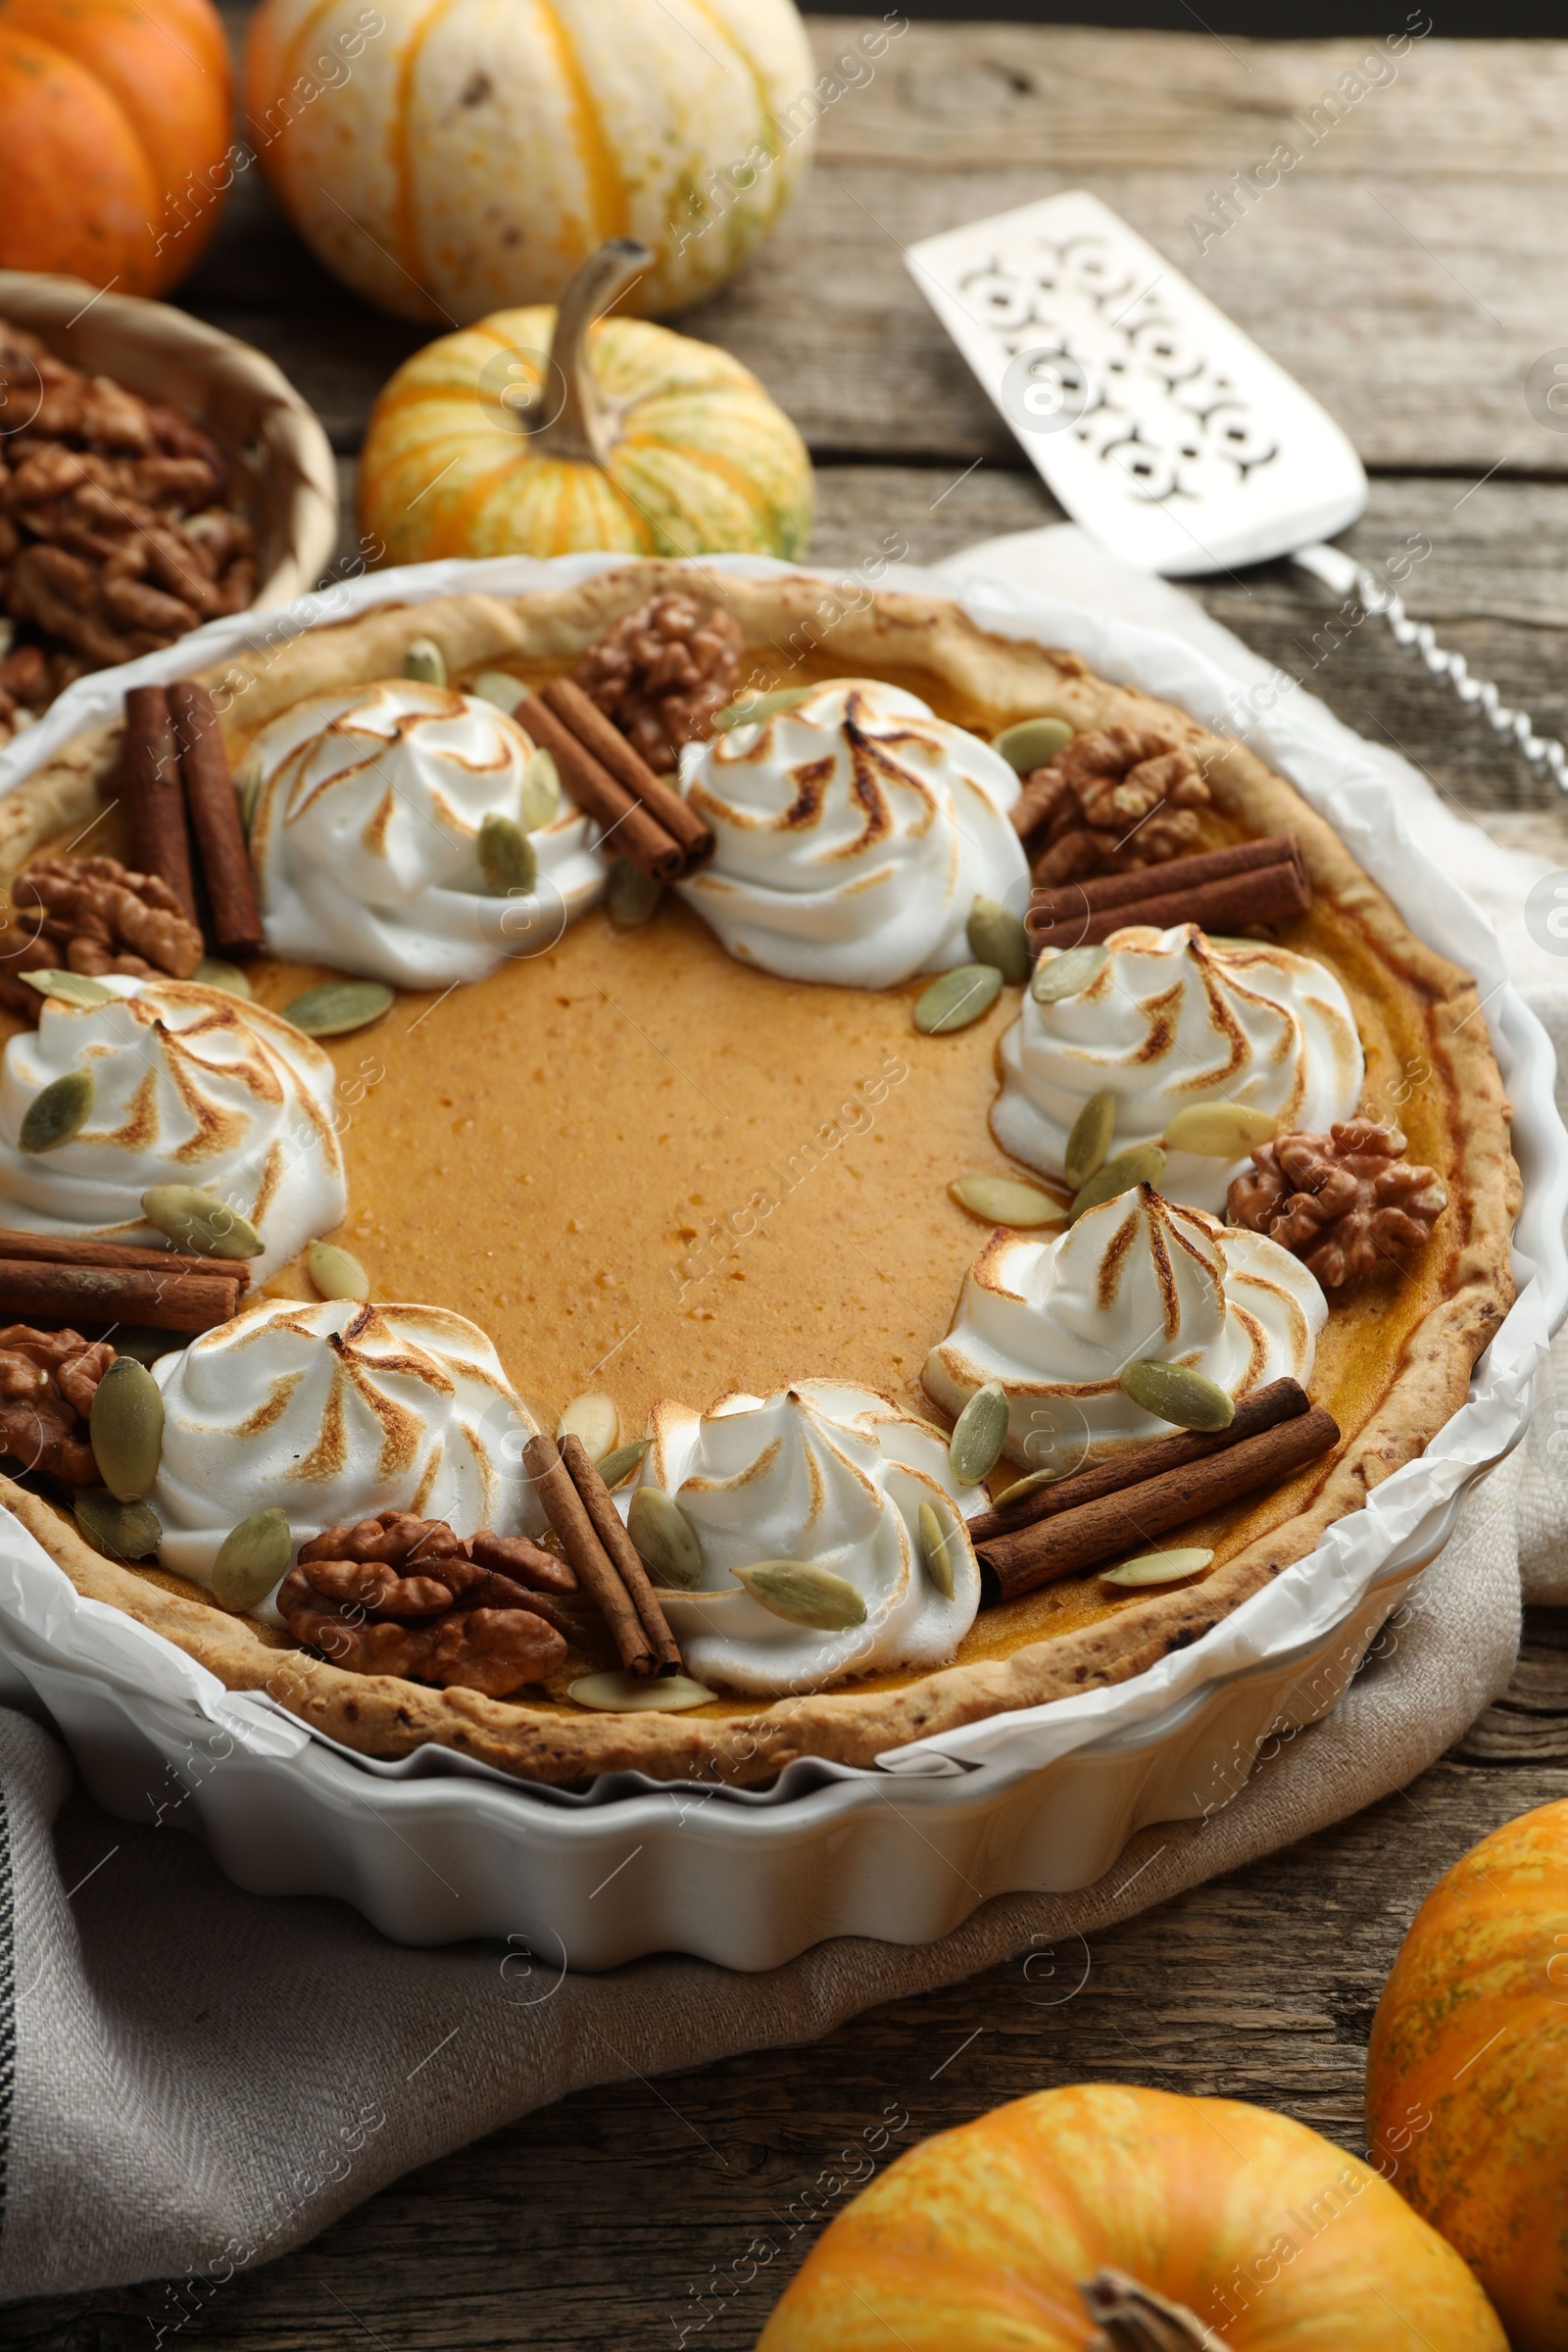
top-left (0, 567), bottom-right (1518, 1784)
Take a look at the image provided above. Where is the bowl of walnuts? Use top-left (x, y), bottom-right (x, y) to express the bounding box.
top-left (0, 272), bottom-right (338, 752)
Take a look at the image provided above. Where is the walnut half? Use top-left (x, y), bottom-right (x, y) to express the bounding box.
top-left (0, 855), bottom-right (204, 1015)
top-left (0, 1325), bottom-right (115, 1482)
top-left (576, 591), bottom-right (744, 772)
top-left (1226, 1119), bottom-right (1446, 1286)
top-left (1011, 723), bottom-right (1211, 886)
top-left (277, 1510), bottom-right (576, 1697)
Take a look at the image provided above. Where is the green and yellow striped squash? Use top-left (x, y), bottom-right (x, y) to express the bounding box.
top-left (358, 241), bottom-right (813, 564)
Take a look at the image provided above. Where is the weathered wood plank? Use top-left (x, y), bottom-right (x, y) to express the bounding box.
top-left (809, 24), bottom-right (1568, 177)
top-left (10, 1752), bottom-right (1561, 2350)
top-left (682, 165), bottom-right (1568, 474)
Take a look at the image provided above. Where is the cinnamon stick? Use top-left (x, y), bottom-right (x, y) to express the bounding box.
top-left (1030, 837), bottom-right (1309, 952)
top-left (518, 695), bottom-right (686, 885)
top-left (0, 1259), bottom-right (240, 1333)
top-left (1036, 836), bottom-right (1303, 919)
top-left (122, 685), bottom-right (198, 925)
top-left (978, 1403), bottom-right (1341, 1602)
top-left (560, 1432), bottom-right (683, 1676)
top-left (169, 679), bottom-right (265, 956)
top-left (967, 1377), bottom-right (1308, 1544)
top-left (0, 1228), bottom-right (249, 1289)
top-left (541, 677), bottom-right (714, 869)
top-left (523, 1429), bottom-right (657, 1676)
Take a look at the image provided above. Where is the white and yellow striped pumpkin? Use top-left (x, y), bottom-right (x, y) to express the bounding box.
top-left (242, 0), bottom-right (817, 323)
top-left (358, 241), bottom-right (813, 563)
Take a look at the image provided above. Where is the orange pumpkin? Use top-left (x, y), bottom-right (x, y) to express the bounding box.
top-left (759, 2083), bottom-right (1505, 2351)
top-left (0, 0), bottom-right (232, 294)
top-left (1366, 1795), bottom-right (1568, 2352)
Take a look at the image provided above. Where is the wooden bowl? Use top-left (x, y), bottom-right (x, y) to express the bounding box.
top-left (0, 270), bottom-right (338, 610)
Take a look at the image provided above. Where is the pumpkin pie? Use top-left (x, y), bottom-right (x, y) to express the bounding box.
top-left (0, 564), bottom-right (1517, 1785)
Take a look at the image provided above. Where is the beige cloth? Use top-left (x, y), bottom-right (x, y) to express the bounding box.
top-left (0, 1453), bottom-right (1520, 2300)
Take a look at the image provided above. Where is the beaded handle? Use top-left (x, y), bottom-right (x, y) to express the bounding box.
top-left (1294, 540), bottom-right (1568, 794)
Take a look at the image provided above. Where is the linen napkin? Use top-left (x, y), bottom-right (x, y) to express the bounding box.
top-left (0, 536), bottom-right (1551, 2300)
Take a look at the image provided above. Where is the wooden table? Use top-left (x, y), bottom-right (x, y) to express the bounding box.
top-left (8, 20), bottom-right (1568, 2347)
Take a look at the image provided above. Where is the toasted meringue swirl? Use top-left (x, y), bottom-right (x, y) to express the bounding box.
top-left (152, 1298), bottom-right (540, 1606)
top-left (923, 1184), bottom-right (1326, 1462)
top-left (250, 678), bottom-right (605, 987)
top-left (676, 679), bottom-right (1029, 988)
top-left (993, 922), bottom-right (1364, 1212)
top-left (0, 978), bottom-right (345, 1279)
top-left (620, 1380), bottom-right (982, 1695)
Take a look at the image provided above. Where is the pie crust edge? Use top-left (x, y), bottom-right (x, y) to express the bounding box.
top-left (0, 565), bottom-right (1520, 1786)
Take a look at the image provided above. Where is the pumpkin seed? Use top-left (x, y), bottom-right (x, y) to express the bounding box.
top-left (1068, 1144), bottom-right (1166, 1223)
top-left (734, 1559), bottom-right (867, 1631)
top-left (627, 1485), bottom-right (703, 1589)
top-left (1032, 943), bottom-right (1108, 1004)
top-left (914, 963), bottom-right (1004, 1036)
top-left (282, 980), bottom-right (393, 1037)
top-left (965, 897), bottom-right (1031, 985)
top-left (307, 1240), bottom-right (369, 1301)
top-left (606, 857), bottom-right (662, 931)
top-left (558, 1392), bottom-right (618, 1461)
top-left (212, 1505), bottom-right (292, 1612)
top-left (89, 1355), bottom-right (164, 1501)
top-left (949, 1174), bottom-right (1062, 1228)
top-left (478, 812), bottom-right (538, 897)
top-left (711, 685), bottom-right (813, 731)
top-left (950, 1381), bottom-right (1009, 1485)
top-left (994, 715), bottom-right (1074, 773)
top-left (1064, 1089), bottom-right (1116, 1188)
top-left (1101, 1545), bottom-right (1215, 1589)
top-left (21, 968), bottom-right (112, 1008)
top-left (519, 747), bottom-right (561, 831)
top-left (471, 668), bottom-right (526, 715)
top-left (141, 1184), bottom-right (265, 1260)
top-left (569, 1671), bottom-right (715, 1712)
top-left (74, 1487), bottom-right (161, 1562)
top-left (235, 750), bottom-right (265, 833)
top-left (19, 1070), bottom-right (93, 1153)
top-left (991, 1465), bottom-right (1059, 1509)
top-left (917, 1500), bottom-right (968, 1600)
top-left (596, 1438), bottom-right (651, 1490)
top-left (193, 957), bottom-right (252, 999)
top-left (402, 636), bottom-right (446, 687)
top-left (1162, 1102), bottom-right (1279, 1157)
top-left (1118, 1360), bottom-right (1236, 1432)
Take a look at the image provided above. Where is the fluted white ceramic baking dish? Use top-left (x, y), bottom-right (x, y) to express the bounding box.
top-left (0, 555), bottom-right (1559, 1969)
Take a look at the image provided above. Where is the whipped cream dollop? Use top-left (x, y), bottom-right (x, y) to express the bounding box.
top-left (993, 922), bottom-right (1364, 1212)
top-left (152, 1298), bottom-right (540, 1605)
top-left (676, 680), bottom-right (1029, 988)
top-left (621, 1380), bottom-right (982, 1695)
top-left (924, 1184), bottom-right (1326, 1461)
top-left (249, 678), bottom-right (605, 988)
top-left (0, 978), bottom-right (345, 1280)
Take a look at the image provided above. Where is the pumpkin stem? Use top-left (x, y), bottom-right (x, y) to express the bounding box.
top-left (1080, 2269), bottom-right (1232, 2352)
top-left (533, 238), bottom-right (652, 467)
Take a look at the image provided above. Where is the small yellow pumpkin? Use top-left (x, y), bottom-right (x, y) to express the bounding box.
top-left (358, 241), bottom-right (813, 566)
top-left (758, 2083), bottom-right (1505, 2351)
top-left (1365, 1795), bottom-right (1568, 2352)
top-left (242, 0), bottom-right (816, 323)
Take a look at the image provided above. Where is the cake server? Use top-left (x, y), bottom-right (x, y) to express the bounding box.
top-left (906, 190), bottom-right (1568, 793)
